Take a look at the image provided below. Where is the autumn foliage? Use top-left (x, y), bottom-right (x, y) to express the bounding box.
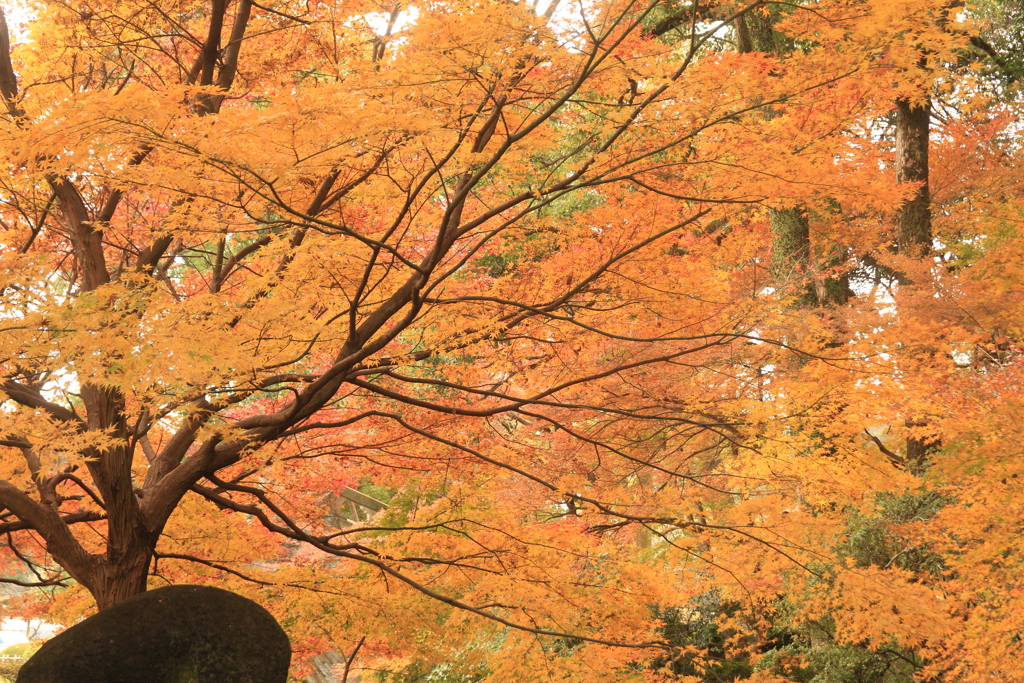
top-left (0, 0), bottom-right (1022, 680)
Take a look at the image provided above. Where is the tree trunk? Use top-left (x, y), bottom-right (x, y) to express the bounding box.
top-left (895, 96), bottom-right (934, 470)
top-left (737, 11), bottom-right (848, 307)
top-left (91, 545), bottom-right (156, 610)
top-left (896, 97), bottom-right (932, 257)
top-left (769, 206), bottom-right (817, 307)
top-left (736, 9), bottom-right (779, 54)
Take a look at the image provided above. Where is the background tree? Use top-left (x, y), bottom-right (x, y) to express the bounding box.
top-left (0, 1), bottom-right (1022, 682)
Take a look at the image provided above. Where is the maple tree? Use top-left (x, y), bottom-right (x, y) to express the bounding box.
top-left (0, 0), bottom-right (1023, 681)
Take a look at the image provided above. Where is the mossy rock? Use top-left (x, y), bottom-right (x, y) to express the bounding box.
top-left (19, 585), bottom-right (290, 683)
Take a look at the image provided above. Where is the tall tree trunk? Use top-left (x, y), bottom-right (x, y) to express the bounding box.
top-left (894, 96), bottom-right (934, 473)
top-left (896, 98), bottom-right (933, 257)
top-left (768, 206), bottom-right (816, 308)
top-left (736, 11), bottom-right (848, 307)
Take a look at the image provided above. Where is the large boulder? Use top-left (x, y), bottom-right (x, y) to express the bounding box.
top-left (18, 584), bottom-right (291, 683)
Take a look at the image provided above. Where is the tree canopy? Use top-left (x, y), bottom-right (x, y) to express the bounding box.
top-left (0, 0), bottom-right (1023, 681)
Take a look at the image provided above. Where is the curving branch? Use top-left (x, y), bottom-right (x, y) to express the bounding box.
top-left (190, 481), bottom-right (670, 650)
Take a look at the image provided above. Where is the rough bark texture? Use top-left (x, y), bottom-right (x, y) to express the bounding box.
top-left (895, 96), bottom-right (934, 469)
top-left (896, 98), bottom-right (933, 257)
top-left (769, 207), bottom-right (817, 307)
top-left (737, 9), bottom-right (779, 54)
